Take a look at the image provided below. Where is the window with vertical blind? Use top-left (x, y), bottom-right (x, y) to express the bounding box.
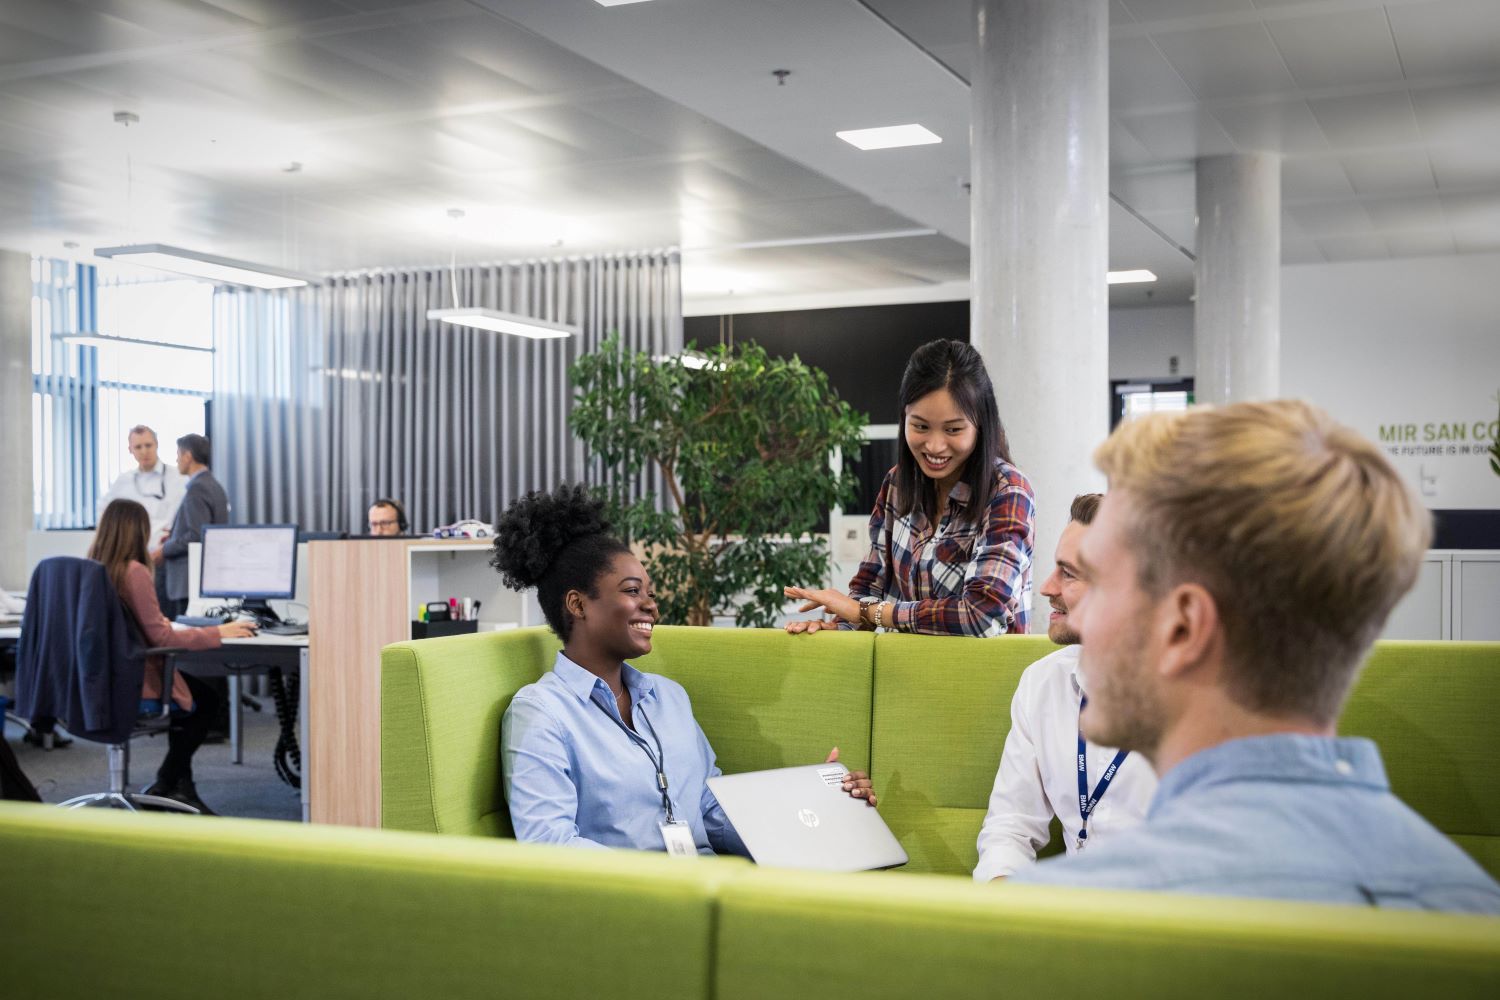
top-left (30, 257), bottom-right (213, 528)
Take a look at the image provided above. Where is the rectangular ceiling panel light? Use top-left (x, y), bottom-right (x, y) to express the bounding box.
top-left (94, 244), bottom-right (313, 289)
top-left (594, 0), bottom-right (655, 6)
top-left (1106, 269), bottom-right (1158, 285)
top-left (426, 307), bottom-right (576, 340)
top-left (836, 124), bottom-right (943, 150)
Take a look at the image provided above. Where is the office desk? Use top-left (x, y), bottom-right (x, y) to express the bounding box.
top-left (172, 635), bottom-right (310, 821)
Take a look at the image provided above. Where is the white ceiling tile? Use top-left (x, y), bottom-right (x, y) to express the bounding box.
top-left (1362, 193), bottom-right (1447, 231)
top-left (1341, 151), bottom-right (1437, 195)
top-left (1306, 92), bottom-right (1422, 150)
top-left (1388, 0), bottom-right (1500, 79)
top-left (1114, 107), bottom-right (1240, 159)
top-left (1111, 168), bottom-right (1195, 212)
top-left (1451, 227), bottom-right (1500, 253)
top-left (1281, 157), bottom-right (1356, 201)
top-left (1427, 143), bottom-right (1500, 190)
top-left (1280, 238), bottom-right (1326, 265)
top-left (1316, 233), bottom-right (1389, 260)
top-left (1110, 120), bottom-right (1159, 168)
top-left (1124, 0), bottom-right (1255, 21)
top-left (1210, 100), bottom-right (1330, 154)
top-left (1382, 231), bottom-right (1458, 259)
top-left (1111, 36), bottom-right (1198, 111)
top-left (1149, 23), bottom-right (1299, 100)
top-left (1289, 199), bottom-right (1376, 236)
top-left (1440, 190), bottom-right (1500, 232)
top-left (1263, 9), bottom-right (1403, 89)
top-left (1408, 82), bottom-right (1500, 147)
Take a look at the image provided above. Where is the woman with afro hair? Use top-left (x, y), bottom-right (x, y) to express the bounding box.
top-left (492, 483), bottom-right (875, 855)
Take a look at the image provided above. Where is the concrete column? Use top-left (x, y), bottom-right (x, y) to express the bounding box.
top-left (1194, 153), bottom-right (1281, 404)
top-left (971, 0), bottom-right (1110, 626)
top-left (0, 250), bottom-right (32, 590)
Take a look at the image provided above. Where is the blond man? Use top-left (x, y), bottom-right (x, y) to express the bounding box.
top-left (1011, 401), bottom-right (1500, 913)
top-left (99, 424), bottom-right (186, 543)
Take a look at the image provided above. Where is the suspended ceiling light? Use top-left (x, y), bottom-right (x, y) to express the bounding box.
top-left (1107, 269), bottom-right (1158, 285)
top-left (94, 244), bottom-right (314, 289)
top-left (836, 124), bottom-right (943, 150)
top-left (54, 331), bottom-right (213, 353)
top-left (425, 307), bottom-right (576, 340)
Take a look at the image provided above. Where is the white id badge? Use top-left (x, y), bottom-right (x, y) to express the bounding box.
top-left (659, 821), bottom-right (697, 857)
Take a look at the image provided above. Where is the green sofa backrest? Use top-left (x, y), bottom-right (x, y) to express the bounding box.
top-left (715, 867), bottom-right (1500, 1000)
top-left (869, 634), bottom-right (1059, 874)
top-left (1339, 641), bottom-right (1500, 879)
top-left (6, 804), bottom-right (1498, 1000)
top-left (381, 626), bottom-right (875, 838)
top-left (1, 803), bottom-right (740, 1000)
top-left (382, 628), bottom-right (1500, 881)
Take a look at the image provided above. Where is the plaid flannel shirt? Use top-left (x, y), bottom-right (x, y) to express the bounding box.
top-left (844, 459), bottom-right (1034, 636)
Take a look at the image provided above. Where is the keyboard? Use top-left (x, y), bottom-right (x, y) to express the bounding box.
top-left (260, 622), bottom-right (309, 636)
top-left (176, 614), bottom-right (231, 627)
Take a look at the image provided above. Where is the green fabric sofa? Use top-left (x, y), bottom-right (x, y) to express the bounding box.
top-left (4, 803), bottom-right (1497, 999)
top-left (381, 627), bottom-right (1500, 880)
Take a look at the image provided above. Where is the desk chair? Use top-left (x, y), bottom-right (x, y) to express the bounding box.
top-left (15, 557), bottom-right (201, 814)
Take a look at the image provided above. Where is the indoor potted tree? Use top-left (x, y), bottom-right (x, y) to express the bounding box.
top-left (571, 335), bottom-right (867, 627)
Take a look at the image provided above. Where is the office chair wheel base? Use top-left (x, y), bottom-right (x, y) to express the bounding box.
top-left (58, 791), bottom-right (201, 814)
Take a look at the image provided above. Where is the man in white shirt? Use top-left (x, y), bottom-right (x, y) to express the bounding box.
top-left (98, 424), bottom-right (186, 544)
top-left (973, 493), bottom-right (1158, 881)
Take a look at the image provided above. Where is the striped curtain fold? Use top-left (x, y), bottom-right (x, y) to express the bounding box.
top-left (212, 251), bottom-right (681, 534)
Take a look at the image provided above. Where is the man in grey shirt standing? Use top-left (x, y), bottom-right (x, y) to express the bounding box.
top-left (1011, 400), bottom-right (1500, 914)
top-left (151, 433), bottom-right (229, 619)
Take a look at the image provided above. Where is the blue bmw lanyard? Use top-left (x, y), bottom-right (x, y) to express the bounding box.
top-left (593, 694), bottom-right (675, 824)
top-left (1076, 694), bottom-right (1129, 851)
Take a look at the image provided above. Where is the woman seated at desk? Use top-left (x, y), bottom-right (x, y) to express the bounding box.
top-left (90, 499), bottom-right (256, 815)
top-left (493, 484), bottom-right (876, 854)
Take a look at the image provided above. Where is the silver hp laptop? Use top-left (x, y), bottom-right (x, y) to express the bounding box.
top-left (708, 763), bottom-right (908, 872)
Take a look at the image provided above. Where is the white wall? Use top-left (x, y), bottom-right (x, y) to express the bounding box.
top-left (1109, 304), bottom-right (1193, 380)
top-left (1282, 252), bottom-right (1500, 510)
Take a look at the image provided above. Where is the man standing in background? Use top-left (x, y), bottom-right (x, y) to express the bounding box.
top-left (99, 424), bottom-right (186, 542)
top-left (152, 433), bottom-right (228, 619)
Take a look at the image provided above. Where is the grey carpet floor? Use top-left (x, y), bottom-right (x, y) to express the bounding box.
top-left (6, 693), bottom-right (303, 821)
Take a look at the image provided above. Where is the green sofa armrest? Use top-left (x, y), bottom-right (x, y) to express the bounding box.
top-left (381, 626), bottom-right (558, 836)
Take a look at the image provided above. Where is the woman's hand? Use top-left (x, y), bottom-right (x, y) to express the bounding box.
top-left (218, 619), bottom-right (258, 639)
top-left (783, 586), bottom-right (860, 634)
top-left (826, 746), bottom-right (878, 807)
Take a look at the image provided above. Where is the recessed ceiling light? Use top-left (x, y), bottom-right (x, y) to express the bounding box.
top-left (593, 0), bottom-right (654, 6)
top-left (836, 124), bottom-right (942, 150)
top-left (1107, 269), bottom-right (1158, 285)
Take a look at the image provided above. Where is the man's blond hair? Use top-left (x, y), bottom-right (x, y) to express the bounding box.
top-left (1095, 400), bottom-right (1430, 724)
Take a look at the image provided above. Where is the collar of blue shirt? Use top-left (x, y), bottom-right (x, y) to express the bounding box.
top-left (1150, 732), bottom-right (1389, 820)
top-left (553, 651), bottom-right (660, 709)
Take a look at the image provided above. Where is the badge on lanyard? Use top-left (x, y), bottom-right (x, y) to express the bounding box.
top-left (659, 821), bottom-right (697, 857)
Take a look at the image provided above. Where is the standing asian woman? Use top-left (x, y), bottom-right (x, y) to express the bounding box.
top-left (89, 499), bottom-right (256, 814)
top-left (785, 339), bottom-right (1035, 637)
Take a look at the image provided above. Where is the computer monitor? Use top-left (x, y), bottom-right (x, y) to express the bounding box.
top-left (200, 524), bottom-right (298, 620)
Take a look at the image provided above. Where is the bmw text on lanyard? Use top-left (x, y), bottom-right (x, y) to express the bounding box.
top-left (592, 693), bottom-right (676, 824)
top-left (1076, 694), bottom-right (1129, 852)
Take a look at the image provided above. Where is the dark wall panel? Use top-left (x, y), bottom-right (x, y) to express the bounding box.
top-left (684, 300), bottom-right (968, 421)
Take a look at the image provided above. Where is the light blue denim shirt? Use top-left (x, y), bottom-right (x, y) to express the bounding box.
top-left (501, 652), bottom-right (748, 856)
top-left (1011, 733), bottom-right (1500, 914)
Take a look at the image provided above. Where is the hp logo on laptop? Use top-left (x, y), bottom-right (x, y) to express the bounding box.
top-left (797, 808), bottom-right (820, 828)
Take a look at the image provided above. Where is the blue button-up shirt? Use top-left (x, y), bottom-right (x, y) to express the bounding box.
top-left (1011, 734), bottom-right (1500, 914)
top-left (501, 652), bottom-right (748, 856)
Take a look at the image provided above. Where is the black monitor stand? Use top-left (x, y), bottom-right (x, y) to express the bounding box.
top-left (238, 599), bottom-right (283, 624)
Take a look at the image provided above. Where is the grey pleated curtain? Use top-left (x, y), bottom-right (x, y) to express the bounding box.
top-left (212, 251), bottom-right (681, 534)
